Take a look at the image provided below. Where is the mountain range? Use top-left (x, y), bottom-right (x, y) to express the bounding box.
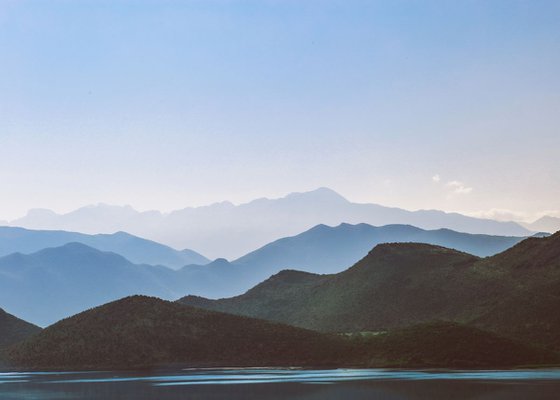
top-left (6, 188), bottom-right (532, 259)
top-left (0, 223), bottom-right (533, 326)
top-left (0, 226), bottom-right (209, 270)
top-left (181, 222), bottom-right (533, 298)
top-left (522, 215), bottom-right (560, 234)
top-left (180, 231), bottom-right (560, 352)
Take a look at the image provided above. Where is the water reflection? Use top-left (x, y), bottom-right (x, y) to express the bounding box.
top-left (1, 368), bottom-right (560, 400)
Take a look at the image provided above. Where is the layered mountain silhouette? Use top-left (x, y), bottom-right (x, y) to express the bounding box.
top-left (0, 226), bottom-right (208, 269)
top-left (6, 296), bottom-right (553, 370)
top-left (179, 223), bottom-right (530, 298)
top-left (0, 308), bottom-right (41, 351)
top-left (0, 243), bottom-right (185, 326)
top-left (8, 188), bottom-right (531, 259)
top-left (180, 231), bottom-right (560, 351)
top-left (0, 224), bottom-right (532, 326)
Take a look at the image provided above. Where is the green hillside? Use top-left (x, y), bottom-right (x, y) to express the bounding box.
top-left (179, 232), bottom-right (560, 351)
top-left (7, 296), bottom-right (348, 370)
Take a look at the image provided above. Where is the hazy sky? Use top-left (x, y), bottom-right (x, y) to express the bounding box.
top-left (1, 0), bottom-right (559, 222)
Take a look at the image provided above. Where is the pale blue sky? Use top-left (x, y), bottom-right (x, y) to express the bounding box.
top-left (1, 0), bottom-right (559, 221)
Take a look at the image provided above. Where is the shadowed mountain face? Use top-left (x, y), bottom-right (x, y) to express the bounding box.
top-left (180, 232), bottom-right (560, 351)
top-left (6, 296), bottom-right (347, 370)
top-left (0, 226), bottom-right (209, 269)
top-left (8, 188), bottom-right (531, 259)
top-left (0, 309), bottom-right (41, 351)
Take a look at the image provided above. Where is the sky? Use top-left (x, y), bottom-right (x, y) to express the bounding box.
top-left (1, 0), bottom-right (559, 222)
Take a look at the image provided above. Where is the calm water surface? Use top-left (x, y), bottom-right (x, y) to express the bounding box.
top-left (1, 368), bottom-right (560, 399)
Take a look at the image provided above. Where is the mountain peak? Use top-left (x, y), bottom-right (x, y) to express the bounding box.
top-left (285, 187), bottom-right (348, 202)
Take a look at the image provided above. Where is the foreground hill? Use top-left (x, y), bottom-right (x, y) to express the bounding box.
top-left (352, 321), bottom-right (557, 368)
top-left (180, 232), bottom-right (560, 351)
top-left (9, 188), bottom-right (530, 259)
top-left (6, 297), bottom-right (554, 370)
top-left (0, 309), bottom-right (41, 350)
top-left (179, 223), bottom-right (527, 298)
top-left (0, 226), bottom-right (209, 269)
top-left (7, 296), bottom-right (346, 370)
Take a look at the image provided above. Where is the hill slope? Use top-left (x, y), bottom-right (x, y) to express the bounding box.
top-left (0, 226), bottom-right (209, 269)
top-left (7, 296), bottom-right (346, 370)
top-left (0, 309), bottom-right (41, 350)
top-left (178, 223), bottom-right (526, 298)
top-left (9, 188), bottom-right (531, 259)
top-left (180, 232), bottom-right (560, 350)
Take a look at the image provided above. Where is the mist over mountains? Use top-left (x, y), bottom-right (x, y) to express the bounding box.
top-left (8, 188), bottom-right (533, 259)
top-left (0, 227), bottom-right (209, 269)
top-left (0, 223), bottom-right (532, 326)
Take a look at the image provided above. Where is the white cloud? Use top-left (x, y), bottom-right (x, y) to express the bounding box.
top-left (432, 174), bottom-right (441, 183)
top-left (446, 180), bottom-right (473, 195)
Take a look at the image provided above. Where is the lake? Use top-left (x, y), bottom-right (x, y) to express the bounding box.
top-left (1, 368), bottom-right (560, 399)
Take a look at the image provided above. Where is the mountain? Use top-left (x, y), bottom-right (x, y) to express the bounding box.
top-left (0, 243), bottom-right (189, 326)
top-left (180, 232), bottom-right (560, 351)
top-left (233, 222), bottom-right (526, 273)
top-left (0, 226), bottom-right (209, 269)
top-left (5, 296), bottom-right (553, 370)
top-left (8, 188), bottom-right (531, 259)
top-left (0, 223), bottom-right (534, 326)
top-left (6, 296), bottom-right (346, 370)
top-left (0, 309), bottom-right (41, 350)
top-left (177, 223), bottom-right (527, 298)
top-left (523, 216), bottom-right (560, 234)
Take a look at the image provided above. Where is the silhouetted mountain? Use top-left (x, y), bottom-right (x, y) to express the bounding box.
top-left (0, 226), bottom-right (209, 269)
top-left (9, 188), bottom-right (531, 259)
top-left (0, 243), bottom-right (188, 326)
top-left (523, 216), bottom-right (560, 234)
top-left (177, 223), bottom-right (527, 298)
top-left (180, 232), bottom-right (560, 351)
top-left (7, 296), bottom-right (346, 370)
top-left (0, 309), bottom-right (41, 350)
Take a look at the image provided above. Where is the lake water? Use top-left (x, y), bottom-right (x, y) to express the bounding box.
top-left (1, 368), bottom-right (560, 399)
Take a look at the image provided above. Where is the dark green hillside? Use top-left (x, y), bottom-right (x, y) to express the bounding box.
top-left (180, 243), bottom-right (481, 332)
top-left (7, 296), bottom-right (347, 370)
top-left (179, 232), bottom-right (560, 350)
top-left (0, 308), bottom-right (41, 350)
top-left (353, 321), bottom-right (557, 368)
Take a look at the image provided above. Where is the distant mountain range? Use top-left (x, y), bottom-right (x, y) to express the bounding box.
top-left (0, 224), bottom-right (533, 326)
top-left (5, 296), bottom-right (553, 370)
top-left (522, 215), bottom-right (560, 234)
top-left (0, 226), bottom-right (209, 269)
top-left (180, 231), bottom-right (560, 352)
top-left (0, 243), bottom-right (184, 326)
top-left (6, 188), bottom-right (533, 259)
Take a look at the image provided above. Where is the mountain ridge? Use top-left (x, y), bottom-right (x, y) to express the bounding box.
top-left (7, 188), bottom-right (531, 259)
top-left (179, 232), bottom-right (560, 350)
